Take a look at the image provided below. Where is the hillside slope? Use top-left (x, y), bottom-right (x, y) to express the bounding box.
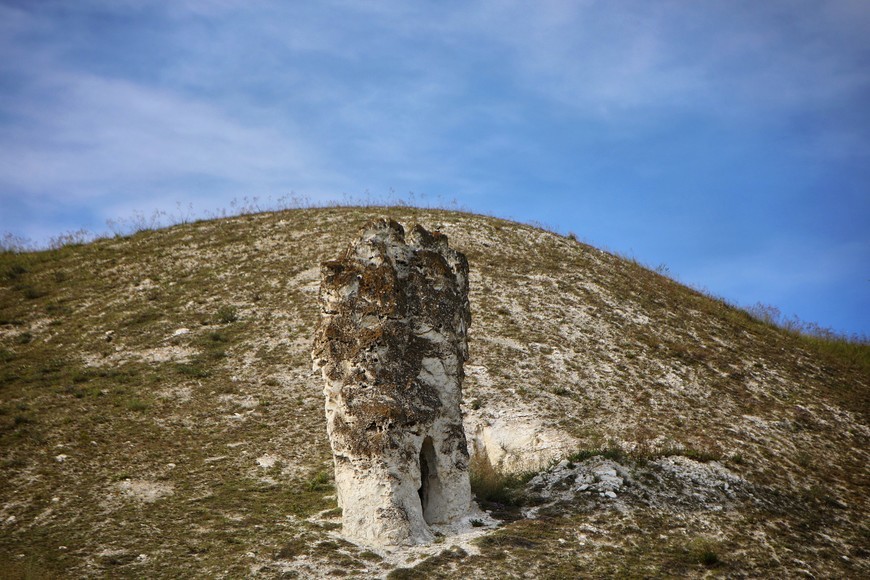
top-left (1, 207), bottom-right (867, 578)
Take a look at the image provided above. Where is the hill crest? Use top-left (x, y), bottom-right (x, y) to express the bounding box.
top-left (1, 206), bottom-right (867, 577)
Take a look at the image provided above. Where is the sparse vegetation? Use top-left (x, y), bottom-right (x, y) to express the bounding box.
top-left (569, 443), bottom-right (626, 464)
top-left (569, 441), bottom-right (721, 465)
top-left (745, 301), bottom-right (870, 374)
top-left (175, 362), bottom-right (210, 378)
top-left (0, 206), bottom-right (865, 578)
top-left (306, 470), bottom-right (333, 492)
top-left (469, 452), bottom-right (530, 507)
top-left (215, 304), bottom-right (239, 324)
top-left (686, 536), bottom-right (721, 567)
top-left (125, 398), bottom-right (151, 412)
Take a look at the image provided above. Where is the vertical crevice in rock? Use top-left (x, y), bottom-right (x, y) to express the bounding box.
top-left (419, 435), bottom-right (444, 525)
top-left (312, 218), bottom-right (472, 546)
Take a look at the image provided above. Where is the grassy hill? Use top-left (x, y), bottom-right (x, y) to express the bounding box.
top-left (1, 206), bottom-right (867, 578)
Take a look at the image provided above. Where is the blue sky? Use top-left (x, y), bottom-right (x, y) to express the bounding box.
top-left (1, 0), bottom-right (868, 335)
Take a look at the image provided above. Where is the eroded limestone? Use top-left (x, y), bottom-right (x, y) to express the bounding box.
top-left (312, 219), bottom-right (472, 546)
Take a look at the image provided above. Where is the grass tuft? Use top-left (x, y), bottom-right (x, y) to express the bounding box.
top-left (745, 301), bottom-right (870, 373)
top-left (306, 470), bottom-right (333, 492)
top-left (469, 451), bottom-right (529, 506)
top-left (126, 398), bottom-right (151, 412)
top-left (215, 305), bottom-right (239, 324)
top-left (686, 537), bottom-right (721, 567)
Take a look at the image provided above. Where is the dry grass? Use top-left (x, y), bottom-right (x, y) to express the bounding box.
top-left (468, 452), bottom-right (530, 507)
top-left (0, 206), bottom-right (867, 578)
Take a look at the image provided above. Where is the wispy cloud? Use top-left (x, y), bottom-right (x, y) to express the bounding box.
top-left (445, 0), bottom-right (870, 120)
top-left (0, 1), bottom-right (354, 230)
top-left (0, 0), bottom-right (867, 332)
top-left (2, 73), bottom-right (319, 190)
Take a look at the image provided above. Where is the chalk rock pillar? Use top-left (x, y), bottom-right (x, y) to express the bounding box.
top-left (312, 218), bottom-right (472, 546)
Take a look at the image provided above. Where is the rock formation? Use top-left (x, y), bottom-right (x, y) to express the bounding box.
top-left (312, 218), bottom-right (472, 546)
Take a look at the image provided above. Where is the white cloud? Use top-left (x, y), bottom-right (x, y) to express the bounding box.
top-left (419, 0), bottom-right (870, 121)
top-left (4, 77), bottom-right (316, 183)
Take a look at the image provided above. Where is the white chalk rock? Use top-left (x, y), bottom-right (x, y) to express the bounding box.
top-left (312, 219), bottom-right (472, 546)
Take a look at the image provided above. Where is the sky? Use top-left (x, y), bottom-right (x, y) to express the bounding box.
top-left (0, 0), bottom-right (868, 336)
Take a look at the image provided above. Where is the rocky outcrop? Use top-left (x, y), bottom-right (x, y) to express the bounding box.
top-left (312, 218), bottom-right (472, 546)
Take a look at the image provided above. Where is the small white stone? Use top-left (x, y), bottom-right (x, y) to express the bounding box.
top-left (172, 328), bottom-right (190, 336)
top-left (51, 497), bottom-right (60, 502)
top-left (604, 491), bottom-right (617, 499)
top-left (54, 454), bottom-right (68, 463)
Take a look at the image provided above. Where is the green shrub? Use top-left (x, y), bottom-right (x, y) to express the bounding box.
top-left (662, 446), bottom-right (721, 463)
top-left (126, 398), bottom-right (150, 412)
top-left (687, 537), bottom-right (720, 567)
top-left (569, 441), bottom-right (720, 464)
top-left (215, 305), bottom-right (239, 324)
top-left (306, 470), bottom-right (332, 492)
top-left (175, 363), bottom-right (209, 378)
top-left (569, 443), bottom-right (625, 463)
top-left (22, 286), bottom-right (47, 300)
top-left (469, 451), bottom-right (528, 506)
top-left (1, 260), bottom-right (28, 281)
top-left (14, 414), bottom-right (34, 426)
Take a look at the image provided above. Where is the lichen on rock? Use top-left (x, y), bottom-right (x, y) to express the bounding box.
top-left (312, 218), bottom-right (472, 546)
